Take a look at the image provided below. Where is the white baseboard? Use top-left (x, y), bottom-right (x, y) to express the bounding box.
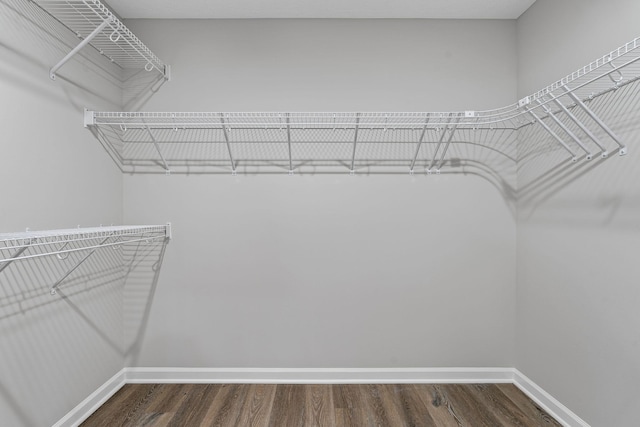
top-left (513, 369), bottom-right (590, 427)
top-left (124, 367), bottom-right (514, 384)
top-left (55, 367), bottom-right (590, 427)
top-left (52, 369), bottom-right (126, 427)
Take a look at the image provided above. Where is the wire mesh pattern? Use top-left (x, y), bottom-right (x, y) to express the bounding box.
top-left (0, 225), bottom-right (170, 319)
top-left (518, 77), bottom-right (640, 197)
top-left (0, 225), bottom-right (169, 261)
top-left (88, 111), bottom-right (521, 174)
top-left (86, 37), bottom-right (640, 178)
top-left (32, 0), bottom-right (168, 78)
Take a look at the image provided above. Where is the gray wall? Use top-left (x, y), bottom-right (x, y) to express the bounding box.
top-left (123, 19), bottom-right (518, 368)
top-left (516, 1), bottom-right (640, 426)
top-left (8, 4), bottom-right (637, 425)
top-left (0, 0), bottom-right (123, 425)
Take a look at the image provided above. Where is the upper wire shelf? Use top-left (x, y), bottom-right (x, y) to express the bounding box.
top-left (85, 37), bottom-right (639, 176)
top-left (31, 0), bottom-right (169, 80)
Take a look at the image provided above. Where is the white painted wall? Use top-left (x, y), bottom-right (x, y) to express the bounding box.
top-left (123, 19), bottom-right (518, 368)
top-left (127, 19), bottom-right (517, 112)
top-left (516, 1), bottom-right (640, 426)
top-left (0, 0), bottom-right (124, 425)
top-left (15, 6), bottom-right (638, 424)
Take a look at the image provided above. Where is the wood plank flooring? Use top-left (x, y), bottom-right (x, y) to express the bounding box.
top-left (81, 384), bottom-right (562, 427)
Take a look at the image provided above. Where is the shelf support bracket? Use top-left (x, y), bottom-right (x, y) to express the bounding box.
top-left (409, 116), bottom-right (430, 173)
top-left (286, 114), bottom-right (293, 174)
top-left (50, 234), bottom-right (113, 295)
top-left (538, 100), bottom-right (594, 160)
top-left (428, 115), bottom-right (452, 172)
top-left (525, 106), bottom-right (578, 162)
top-left (0, 240), bottom-right (33, 274)
top-left (350, 113), bottom-right (360, 174)
top-left (144, 125), bottom-right (171, 174)
top-left (220, 114), bottom-right (236, 174)
top-left (50, 17), bottom-right (114, 80)
top-left (552, 98), bottom-right (608, 158)
top-left (563, 85), bottom-right (627, 155)
top-left (436, 117), bottom-right (461, 171)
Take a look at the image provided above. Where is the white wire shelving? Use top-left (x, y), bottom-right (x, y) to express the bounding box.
top-left (31, 0), bottom-right (169, 81)
top-left (0, 225), bottom-right (171, 297)
top-left (85, 37), bottom-right (639, 176)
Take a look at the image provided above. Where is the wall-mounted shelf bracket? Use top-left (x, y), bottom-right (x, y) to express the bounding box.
top-left (286, 114), bottom-right (293, 174)
top-left (144, 125), bottom-right (171, 173)
top-left (49, 16), bottom-right (113, 80)
top-left (525, 106), bottom-right (578, 162)
top-left (84, 109), bottom-right (96, 127)
top-left (519, 96), bottom-right (531, 108)
top-left (409, 117), bottom-right (430, 173)
top-left (350, 113), bottom-right (360, 173)
top-left (0, 239), bottom-right (34, 274)
top-left (538, 99), bottom-right (593, 160)
top-left (435, 118), bottom-right (461, 171)
top-left (563, 85), bottom-right (628, 156)
top-left (220, 114), bottom-right (237, 174)
top-left (428, 117), bottom-right (453, 172)
top-left (551, 98), bottom-right (609, 158)
top-left (50, 234), bottom-right (112, 294)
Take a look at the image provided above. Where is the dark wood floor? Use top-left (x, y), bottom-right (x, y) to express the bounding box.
top-left (82, 383), bottom-right (562, 427)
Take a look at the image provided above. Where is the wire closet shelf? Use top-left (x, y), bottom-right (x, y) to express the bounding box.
top-left (0, 225), bottom-right (171, 295)
top-left (85, 37), bottom-right (640, 175)
top-left (32, 0), bottom-right (169, 80)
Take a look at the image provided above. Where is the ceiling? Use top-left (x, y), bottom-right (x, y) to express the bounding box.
top-left (107, 0), bottom-right (537, 20)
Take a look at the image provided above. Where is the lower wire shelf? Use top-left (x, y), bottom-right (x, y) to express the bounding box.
top-left (0, 225), bottom-right (171, 317)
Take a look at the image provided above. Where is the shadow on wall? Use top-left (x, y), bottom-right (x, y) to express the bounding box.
top-left (0, 236), bottom-right (168, 426)
top-left (517, 79), bottom-right (640, 229)
top-left (0, 0), bottom-right (165, 111)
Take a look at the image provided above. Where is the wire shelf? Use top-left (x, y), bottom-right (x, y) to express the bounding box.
top-left (0, 225), bottom-right (171, 264)
top-left (0, 225), bottom-right (171, 319)
top-left (85, 37), bottom-right (640, 176)
top-left (32, 0), bottom-right (169, 80)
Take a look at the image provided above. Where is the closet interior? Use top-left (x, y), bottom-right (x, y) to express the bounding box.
top-left (1, 0), bottom-right (638, 426)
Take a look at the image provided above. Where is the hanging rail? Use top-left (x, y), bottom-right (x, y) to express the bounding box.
top-left (31, 0), bottom-right (169, 81)
top-left (84, 36), bottom-right (640, 174)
